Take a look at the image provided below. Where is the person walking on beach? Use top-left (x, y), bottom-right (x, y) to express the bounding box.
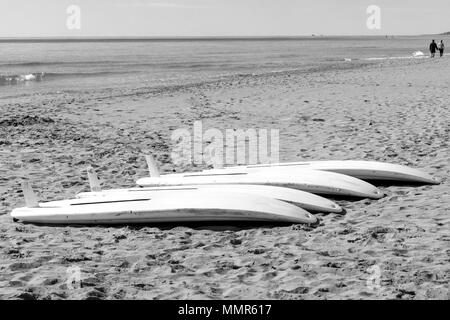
top-left (429, 40), bottom-right (438, 58)
top-left (437, 40), bottom-right (445, 57)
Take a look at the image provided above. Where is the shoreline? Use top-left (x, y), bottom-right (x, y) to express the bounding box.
top-left (0, 56), bottom-right (449, 299)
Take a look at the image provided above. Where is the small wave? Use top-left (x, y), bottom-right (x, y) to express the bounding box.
top-left (324, 57), bottom-right (354, 62)
top-left (0, 71), bottom-right (131, 86)
top-left (0, 60), bottom-right (121, 67)
top-left (0, 72), bottom-right (45, 85)
top-left (0, 62), bottom-right (51, 67)
top-left (364, 52), bottom-right (431, 61)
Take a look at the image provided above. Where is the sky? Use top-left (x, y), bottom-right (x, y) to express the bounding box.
top-left (0, 0), bottom-right (449, 38)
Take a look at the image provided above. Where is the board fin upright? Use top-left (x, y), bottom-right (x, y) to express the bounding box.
top-left (21, 181), bottom-right (39, 208)
top-left (145, 154), bottom-right (160, 177)
top-left (86, 166), bottom-right (101, 192)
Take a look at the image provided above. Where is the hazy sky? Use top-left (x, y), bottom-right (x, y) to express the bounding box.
top-left (1, 0), bottom-right (449, 37)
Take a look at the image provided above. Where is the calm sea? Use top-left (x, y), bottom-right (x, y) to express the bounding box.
top-left (0, 36), bottom-right (445, 99)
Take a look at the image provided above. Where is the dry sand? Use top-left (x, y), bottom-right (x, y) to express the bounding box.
top-left (0, 57), bottom-right (449, 300)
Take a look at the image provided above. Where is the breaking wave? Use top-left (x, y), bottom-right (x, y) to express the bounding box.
top-left (0, 73), bottom-right (45, 85)
top-left (0, 71), bottom-right (126, 86)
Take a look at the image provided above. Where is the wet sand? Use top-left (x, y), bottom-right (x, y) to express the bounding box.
top-left (0, 57), bottom-right (449, 299)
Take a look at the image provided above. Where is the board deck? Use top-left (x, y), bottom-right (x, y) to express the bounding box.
top-left (203, 160), bottom-right (439, 185)
top-left (136, 169), bottom-right (383, 199)
top-left (75, 184), bottom-right (344, 213)
top-left (11, 190), bottom-right (317, 225)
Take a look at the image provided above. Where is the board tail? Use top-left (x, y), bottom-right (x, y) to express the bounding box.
top-left (86, 167), bottom-right (101, 192)
top-left (145, 154), bottom-right (160, 177)
top-left (21, 181), bottom-right (39, 208)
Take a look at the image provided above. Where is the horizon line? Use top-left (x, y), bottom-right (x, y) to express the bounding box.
top-left (0, 34), bottom-right (447, 43)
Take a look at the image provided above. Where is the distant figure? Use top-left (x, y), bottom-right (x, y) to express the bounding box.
top-left (437, 40), bottom-right (445, 57)
top-left (429, 40), bottom-right (438, 58)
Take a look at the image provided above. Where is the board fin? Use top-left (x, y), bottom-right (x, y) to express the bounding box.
top-left (21, 181), bottom-right (39, 208)
top-left (145, 154), bottom-right (160, 177)
top-left (86, 167), bottom-right (102, 192)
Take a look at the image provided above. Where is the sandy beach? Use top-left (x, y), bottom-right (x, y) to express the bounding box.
top-left (0, 56), bottom-right (449, 300)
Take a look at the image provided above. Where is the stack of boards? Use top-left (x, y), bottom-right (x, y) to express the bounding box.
top-left (11, 160), bottom-right (439, 225)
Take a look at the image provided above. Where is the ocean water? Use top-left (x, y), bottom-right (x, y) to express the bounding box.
top-left (0, 35), bottom-right (444, 99)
